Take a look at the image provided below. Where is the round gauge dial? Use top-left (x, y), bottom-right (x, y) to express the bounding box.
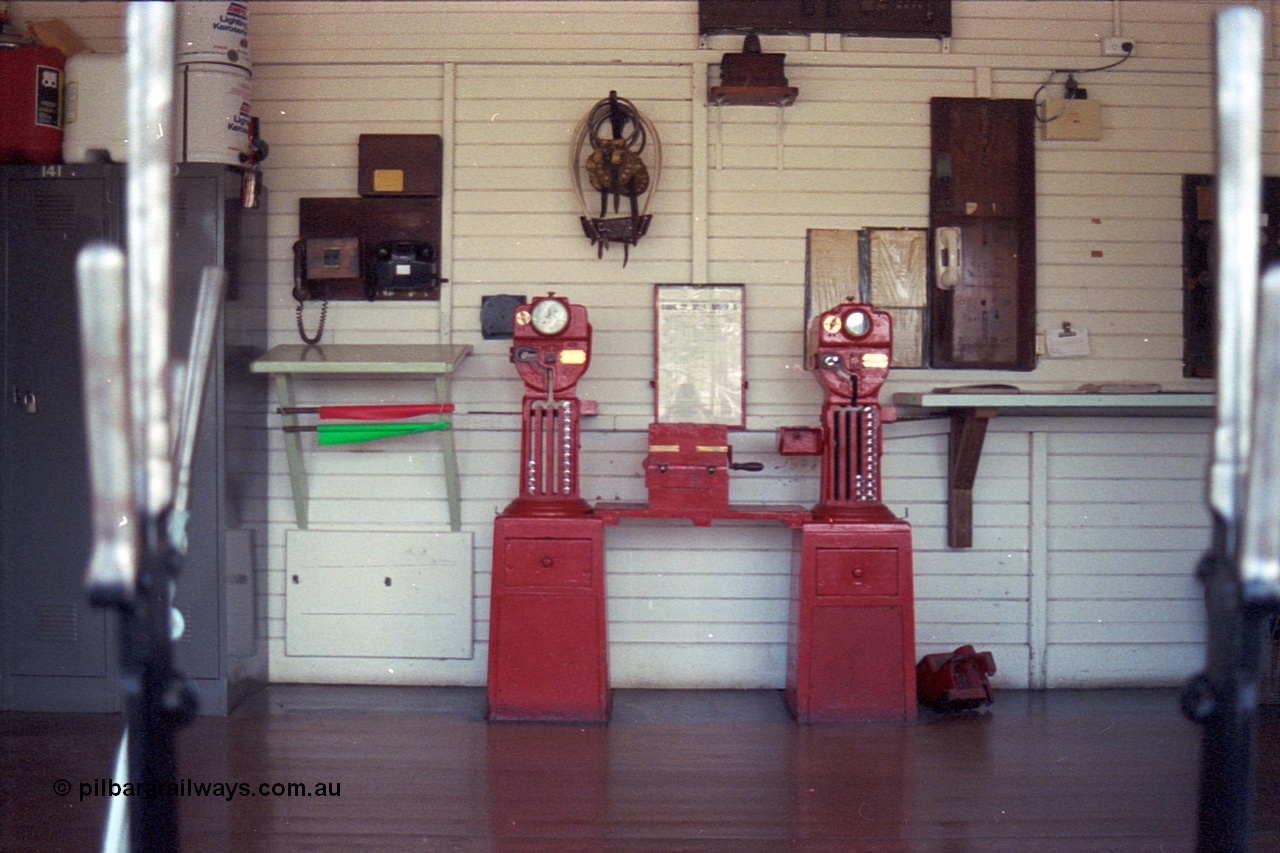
top-left (531, 298), bottom-right (570, 336)
top-left (843, 309), bottom-right (872, 338)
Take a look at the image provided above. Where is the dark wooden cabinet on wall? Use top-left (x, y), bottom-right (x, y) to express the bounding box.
top-left (1182, 174), bottom-right (1280, 378)
top-left (0, 164), bottom-right (266, 714)
top-left (929, 98), bottom-right (1037, 370)
top-left (699, 0), bottom-right (951, 38)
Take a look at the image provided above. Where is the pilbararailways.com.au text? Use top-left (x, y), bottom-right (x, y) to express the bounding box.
top-left (56, 778), bottom-right (341, 802)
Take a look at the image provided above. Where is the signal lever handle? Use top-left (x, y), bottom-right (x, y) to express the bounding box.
top-left (730, 461), bottom-right (764, 472)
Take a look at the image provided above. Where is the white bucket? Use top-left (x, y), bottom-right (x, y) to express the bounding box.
top-left (63, 53), bottom-right (128, 163)
top-left (176, 0), bottom-right (251, 71)
top-left (174, 62), bottom-right (252, 166)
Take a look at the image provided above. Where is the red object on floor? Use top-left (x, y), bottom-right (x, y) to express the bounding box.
top-left (916, 644), bottom-right (997, 711)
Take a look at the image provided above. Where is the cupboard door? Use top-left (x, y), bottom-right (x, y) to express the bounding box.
top-left (929, 98), bottom-right (1036, 370)
top-left (807, 605), bottom-right (907, 718)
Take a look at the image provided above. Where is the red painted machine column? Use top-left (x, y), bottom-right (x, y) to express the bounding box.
top-left (488, 295), bottom-right (610, 721)
top-left (489, 515), bottom-right (608, 721)
top-left (781, 304), bottom-right (917, 722)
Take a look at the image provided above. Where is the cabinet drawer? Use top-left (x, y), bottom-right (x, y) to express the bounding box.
top-left (503, 538), bottom-right (595, 588)
top-left (814, 548), bottom-right (898, 597)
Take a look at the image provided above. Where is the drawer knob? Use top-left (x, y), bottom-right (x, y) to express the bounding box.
top-left (540, 556), bottom-right (555, 568)
top-left (852, 568), bottom-right (865, 579)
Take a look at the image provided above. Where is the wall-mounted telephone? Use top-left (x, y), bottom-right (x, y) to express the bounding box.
top-left (293, 237), bottom-right (360, 344)
top-left (370, 240), bottom-right (439, 300)
top-left (291, 237), bottom-right (442, 344)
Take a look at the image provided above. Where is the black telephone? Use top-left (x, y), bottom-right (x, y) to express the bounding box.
top-left (292, 237), bottom-right (442, 344)
top-left (370, 240), bottom-right (439, 300)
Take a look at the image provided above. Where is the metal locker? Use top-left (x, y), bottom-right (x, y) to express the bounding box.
top-left (2, 168), bottom-right (117, 711)
top-left (0, 164), bottom-right (267, 714)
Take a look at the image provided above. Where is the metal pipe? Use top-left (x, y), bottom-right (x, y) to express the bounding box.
top-left (170, 266), bottom-right (226, 552)
top-left (76, 244), bottom-right (135, 605)
top-left (1241, 265), bottom-right (1280, 599)
top-left (126, 0), bottom-right (176, 520)
top-left (1208, 5), bottom-right (1263, 536)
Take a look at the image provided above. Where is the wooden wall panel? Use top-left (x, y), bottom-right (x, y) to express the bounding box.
top-left (9, 0), bottom-right (1253, 691)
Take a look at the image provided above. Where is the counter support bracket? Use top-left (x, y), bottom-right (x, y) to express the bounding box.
top-left (892, 391), bottom-right (1215, 550)
top-left (947, 407), bottom-right (995, 548)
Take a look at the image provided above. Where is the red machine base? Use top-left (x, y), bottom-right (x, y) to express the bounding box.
top-left (786, 520), bottom-right (917, 723)
top-left (487, 516), bottom-right (610, 722)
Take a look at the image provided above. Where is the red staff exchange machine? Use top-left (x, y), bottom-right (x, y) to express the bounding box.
top-left (780, 303), bottom-right (917, 722)
top-left (487, 294), bottom-right (610, 721)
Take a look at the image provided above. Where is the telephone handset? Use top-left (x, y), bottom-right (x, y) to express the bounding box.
top-left (934, 226), bottom-right (963, 290)
top-left (292, 240), bottom-right (330, 344)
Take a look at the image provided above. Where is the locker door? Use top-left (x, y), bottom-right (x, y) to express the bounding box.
top-left (169, 170), bottom-right (226, 683)
top-left (2, 171), bottom-right (119, 711)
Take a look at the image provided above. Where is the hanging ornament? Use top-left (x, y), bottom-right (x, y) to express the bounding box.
top-left (570, 90), bottom-right (661, 266)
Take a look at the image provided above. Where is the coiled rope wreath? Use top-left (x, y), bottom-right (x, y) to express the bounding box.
top-left (570, 91), bottom-right (661, 266)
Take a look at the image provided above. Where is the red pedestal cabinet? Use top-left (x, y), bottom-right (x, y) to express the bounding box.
top-left (487, 516), bottom-right (610, 722)
top-left (787, 520), bottom-right (917, 722)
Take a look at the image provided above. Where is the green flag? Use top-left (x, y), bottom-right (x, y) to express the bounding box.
top-left (316, 421), bottom-right (452, 446)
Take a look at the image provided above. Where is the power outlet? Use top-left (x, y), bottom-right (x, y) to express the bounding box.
top-left (1102, 37), bottom-right (1135, 57)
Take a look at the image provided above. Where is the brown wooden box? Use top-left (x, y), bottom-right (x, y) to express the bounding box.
top-left (699, 0), bottom-right (951, 38)
top-left (719, 52), bottom-right (788, 88)
top-left (358, 134), bottom-right (443, 197)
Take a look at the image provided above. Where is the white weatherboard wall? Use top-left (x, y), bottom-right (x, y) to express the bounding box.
top-left (19, 1), bottom-right (1275, 690)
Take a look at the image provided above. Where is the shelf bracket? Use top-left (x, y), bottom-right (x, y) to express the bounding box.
top-left (947, 407), bottom-right (996, 548)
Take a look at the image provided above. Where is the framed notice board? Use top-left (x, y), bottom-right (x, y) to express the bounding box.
top-left (653, 284), bottom-right (746, 428)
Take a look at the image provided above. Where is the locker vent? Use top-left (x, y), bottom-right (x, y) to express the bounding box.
top-left (172, 189), bottom-right (195, 232)
top-left (35, 603), bottom-right (79, 643)
top-left (176, 608), bottom-right (192, 643)
top-left (33, 194), bottom-right (77, 232)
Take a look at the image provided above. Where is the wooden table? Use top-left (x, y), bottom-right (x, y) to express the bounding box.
top-left (890, 392), bottom-right (1214, 547)
top-left (251, 344), bottom-right (472, 531)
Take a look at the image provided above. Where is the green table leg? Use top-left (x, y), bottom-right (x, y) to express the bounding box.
top-left (436, 375), bottom-right (461, 532)
top-left (274, 374), bottom-right (309, 529)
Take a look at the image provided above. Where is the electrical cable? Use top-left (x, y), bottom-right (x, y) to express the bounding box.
top-left (1034, 44), bottom-right (1133, 124)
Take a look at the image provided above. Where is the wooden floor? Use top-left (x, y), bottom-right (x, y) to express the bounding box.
top-left (1, 686), bottom-right (1277, 852)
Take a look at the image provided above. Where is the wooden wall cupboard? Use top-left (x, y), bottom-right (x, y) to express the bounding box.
top-left (929, 98), bottom-right (1036, 370)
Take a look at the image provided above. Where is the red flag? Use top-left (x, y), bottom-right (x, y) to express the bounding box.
top-left (315, 404), bottom-right (455, 420)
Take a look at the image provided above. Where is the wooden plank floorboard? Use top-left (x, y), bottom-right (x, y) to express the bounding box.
top-left (2, 687), bottom-right (1277, 852)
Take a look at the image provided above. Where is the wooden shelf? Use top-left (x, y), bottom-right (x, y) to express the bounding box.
top-left (709, 85), bottom-right (797, 106)
top-left (251, 344), bottom-right (472, 531)
top-left (891, 392), bottom-right (1214, 547)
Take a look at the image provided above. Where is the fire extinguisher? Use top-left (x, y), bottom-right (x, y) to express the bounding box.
top-left (0, 43), bottom-right (66, 165)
